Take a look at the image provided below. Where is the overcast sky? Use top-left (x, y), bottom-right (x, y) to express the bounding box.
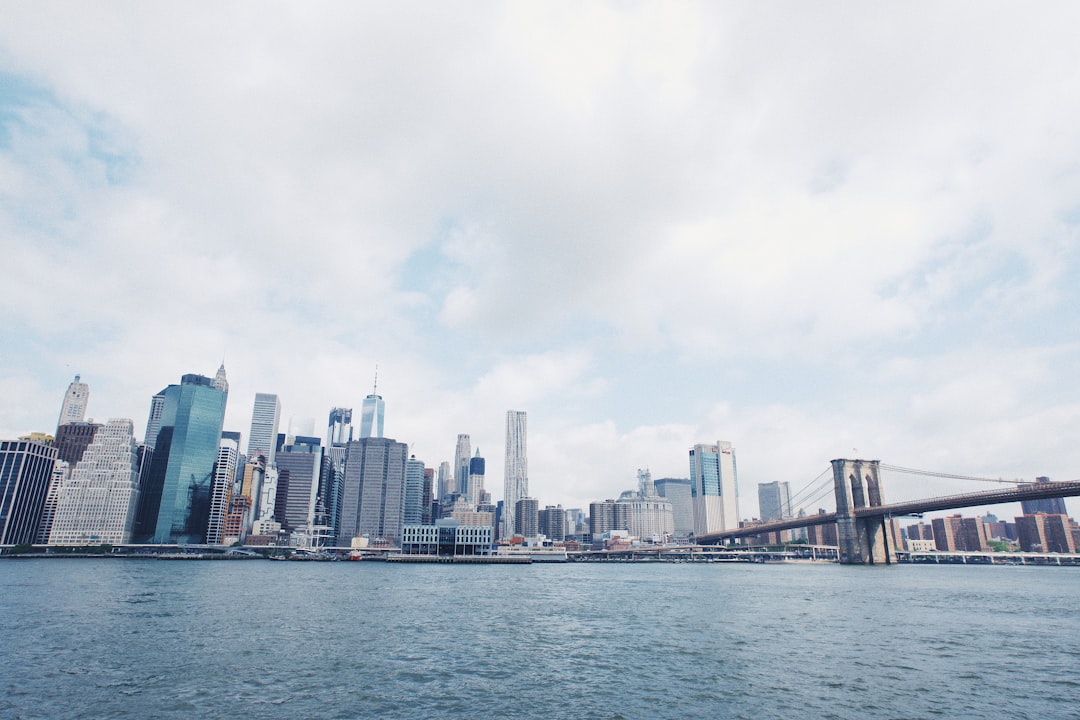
top-left (2, 2), bottom-right (1078, 521)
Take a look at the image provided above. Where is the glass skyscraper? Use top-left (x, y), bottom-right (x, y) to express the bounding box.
top-left (503, 411), bottom-right (528, 539)
top-left (0, 438), bottom-right (58, 545)
top-left (134, 373), bottom-right (228, 544)
top-left (689, 441), bottom-right (740, 537)
top-left (359, 394), bottom-right (384, 439)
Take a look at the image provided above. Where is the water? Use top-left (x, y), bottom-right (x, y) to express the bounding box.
top-left (1, 559), bottom-right (1077, 719)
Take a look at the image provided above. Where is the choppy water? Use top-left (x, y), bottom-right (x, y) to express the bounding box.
top-left (1, 559), bottom-right (1077, 719)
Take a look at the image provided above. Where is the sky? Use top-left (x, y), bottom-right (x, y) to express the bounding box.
top-left (2, 2), bottom-right (1079, 522)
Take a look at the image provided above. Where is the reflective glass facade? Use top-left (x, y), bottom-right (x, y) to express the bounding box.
top-left (135, 374), bottom-right (227, 544)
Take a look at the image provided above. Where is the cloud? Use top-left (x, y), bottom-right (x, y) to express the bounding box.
top-left (2, 2), bottom-right (1079, 524)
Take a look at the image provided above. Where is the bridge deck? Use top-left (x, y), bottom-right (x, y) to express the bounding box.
top-left (697, 481), bottom-right (1080, 545)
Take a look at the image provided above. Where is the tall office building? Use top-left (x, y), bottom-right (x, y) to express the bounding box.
top-left (134, 373), bottom-right (228, 544)
top-left (467, 449), bottom-right (485, 506)
top-left (144, 388), bottom-right (168, 450)
top-left (328, 407), bottom-right (353, 447)
top-left (454, 434), bottom-right (471, 496)
top-left (53, 422), bottom-right (102, 466)
top-left (275, 438), bottom-right (328, 538)
top-left (404, 456), bottom-right (426, 526)
top-left (56, 375), bottom-right (90, 429)
top-left (538, 505), bottom-right (565, 541)
top-left (437, 461), bottom-right (451, 501)
top-left (758, 481), bottom-right (792, 522)
top-left (247, 393), bottom-right (281, 467)
top-left (359, 371), bottom-right (385, 439)
top-left (35, 460), bottom-right (70, 544)
top-left (654, 478), bottom-right (694, 539)
top-left (514, 496), bottom-right (539, 538)
top-left (1019, 477), bottom-right (1069, 516)
top-left (206, 435), bottom-right (240, 544)
top-left (338, 436), bottom-right (409, 545)
top-left (0, 437), bottom-right (58, 545)
top-left (637, 468), bottom-right (656, 497)
top-left (503, 411), bottom-right (528, 539)
top-left (689, 441), bottom-right (740, 537)
top-left (48, 419), bottom-right (141, 545)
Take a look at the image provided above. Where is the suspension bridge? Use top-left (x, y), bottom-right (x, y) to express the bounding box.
top-left (695, 459), bottom-right (1080, 564)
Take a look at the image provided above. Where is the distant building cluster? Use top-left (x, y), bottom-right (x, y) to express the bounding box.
top-left (0, 371), bottom-right (541, 551)
top-left (2, 374), bottom-right (1076, 559)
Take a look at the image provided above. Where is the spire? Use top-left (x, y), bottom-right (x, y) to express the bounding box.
top-left (372, 364), bottom-right (379, 396)
top-left (213, 362), bottom-right (229, 393)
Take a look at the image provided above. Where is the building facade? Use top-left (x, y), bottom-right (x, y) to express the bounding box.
top-left (514, 496), bottom-right (539, 538)
top-left (654, 478), bottom-right (693, 539)
top-left (247, 393), bottom-right (282, 467)
top-left (503, 411), bottom-right (528, 538)
top-left (338, 436), bottom-right (409, 545)
top-left (689, 441), bottom-right (740, 537)
top-left (134, 373), bottom-right (228, 544)
top-left (0, 438), bottom-right (58, 545)
top-left (56, 375), bottom-right (90, 429)
top-left (48, 419), bottom-right (141, 546)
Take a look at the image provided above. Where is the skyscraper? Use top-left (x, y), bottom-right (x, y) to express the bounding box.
top-left (275, 438), bottom-right (328, 539)
top-left (467, 449), bottom-right (485, 506)
top-left (514, 496), bottom-right (539, 538)
top-left (144, 388), bottom-right (167, 450)
top-left (1020, 477), bottom-right (1069, 516)
top-left (454, 434), bottom-right (471, 496)
top-left (56, 374), bottom-right (89, 429)
top-left (757, 481), bottom-right (792, 522)
top-left (48, 419), bottom-right (141, 545)
top-left (212, 363), bottom-right (229, 393)
top-left (206, 435), bottom-right (240, 544)
top-left (328, 407), bottom-right (353, 447)
top-left (689, 441), bottom-right (739, 537)
top-left (437, 461), bottom-right (451, 501)
top-left (134, 373), bottom-right (228, 544)
top-left (359, 372), bottom-right (384, 439)
top-left (404, 456), bottom-right (426, 526)
top-left (503, 411), bottom-right (528, 539)
top-left (654, 478), bottom-right (693, 539)
top-left (247, 393), bottom-right (281, 466)
top-left (53, 422), bottom-right (102, 466)
top-left (0, 437), bottom-right (58, 545)
top-left (338, 436), bottom-right (409, 545)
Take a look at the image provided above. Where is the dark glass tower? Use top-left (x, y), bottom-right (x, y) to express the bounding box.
top-left (134, 373), bottom-right (228, 544)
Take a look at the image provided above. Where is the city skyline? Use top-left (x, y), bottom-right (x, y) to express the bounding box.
top-left (3, 4), bottom-right (1080, 520)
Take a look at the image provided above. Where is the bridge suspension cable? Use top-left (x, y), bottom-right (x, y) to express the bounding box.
top-left (786, 467), bottom-right (834, 514)
top-left (878, 464), bottom-right (1022, 485)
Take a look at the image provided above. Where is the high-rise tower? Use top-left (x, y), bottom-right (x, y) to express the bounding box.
top-left (359, 370), bottom-right (385, 439)
top-left (467, 449), bottom-right (485, 506)
top-left (134, 373), bottom-right (228, 544)
top-left (338, 436), bottom-right (409, 545)
top-left (454, 434), bottom-right (471, 496)
top-left (503, 410), bottom-right (528, 539)
top-left (689, 441), bottom-right (739, 537)
top-left (328, 407), bottom-right (353, 447)
top-left (0, 437), bottom-right (58, 545)
top-left (56, 375), bottom-right (90, 429)
top-left (48, 418), bottom-right (141, 545)
top-left (247, 393), bottom-right (281, 466)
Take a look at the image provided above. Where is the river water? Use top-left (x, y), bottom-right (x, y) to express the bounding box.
top-left (1, 559), bottom-right (1077, 719)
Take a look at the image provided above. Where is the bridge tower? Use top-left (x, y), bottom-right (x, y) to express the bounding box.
top-left (832, 459), bottom-right (897, 565)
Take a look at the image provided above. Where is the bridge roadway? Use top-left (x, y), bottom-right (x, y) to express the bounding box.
top-left (696, 480), bottom-right (1080, 545)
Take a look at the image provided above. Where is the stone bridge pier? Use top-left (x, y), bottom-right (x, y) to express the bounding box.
top-left (832, 459), bottom-right (898, 565)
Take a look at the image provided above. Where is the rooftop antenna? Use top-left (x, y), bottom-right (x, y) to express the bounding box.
top-left (372, 364), bottom-right (379, 396)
